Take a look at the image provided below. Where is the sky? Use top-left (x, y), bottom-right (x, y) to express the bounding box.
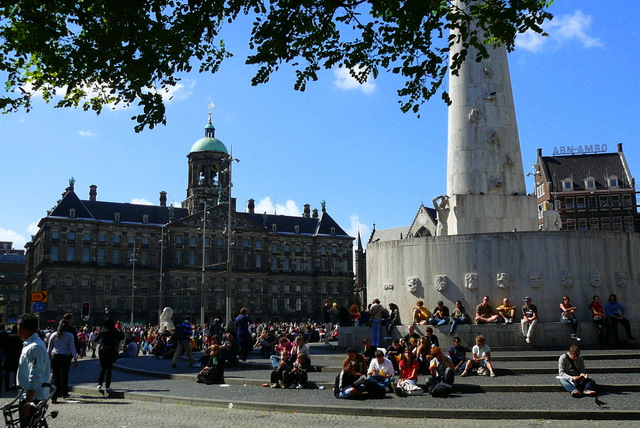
top-left (2, 1), bottom-right (639, 251)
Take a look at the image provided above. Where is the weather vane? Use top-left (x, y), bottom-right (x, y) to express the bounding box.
top-left (208, 102), bottom-right (214, 121)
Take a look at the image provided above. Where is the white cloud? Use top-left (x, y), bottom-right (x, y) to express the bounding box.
top-left (334, 67), bottom-right (376, 94)
top-left (0, 228), bottom-right (27, 250)
top-left (347, 214), bottom-right (371, 244)
top-left (253, 197), bottom-right (301, 216)
top-left (516, 10), bottom-right (603, 53)
top-left (20, 78), bottom-right (195, 111)
top-left (27, 223), bottom-right (39, 235)
top-left (131, 198), bottom-right (154, 206)
top-left (78, 130), bottom-right (96, 137)
top-left (159, 79), bottom-right (196, 102)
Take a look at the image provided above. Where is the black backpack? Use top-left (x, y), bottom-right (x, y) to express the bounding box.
top-left (429, 382), bottom-right (452, 398)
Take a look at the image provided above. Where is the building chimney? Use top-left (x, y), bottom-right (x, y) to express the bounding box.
top-left (159, 191), bottom-right (167, 207)
top-left (303, 204), bottom-right (310, 218)
top-left (617, 142), bottom-right (623, 153)
top-left (89, 185), bottom-right (97, 202)
top-left (536, 148), bottom-right (542, 157)
top-left (312, 208), bottom-right (319, 218)
top-left (231, 197), bottom-right (237, 212)
top-left (247, 198), bottom-right (255, 214)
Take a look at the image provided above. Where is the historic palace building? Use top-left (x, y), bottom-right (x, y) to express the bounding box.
top-left (24, 119), bottom-right (354, 325)
top-left (534, 144), bottom-right (639, 231)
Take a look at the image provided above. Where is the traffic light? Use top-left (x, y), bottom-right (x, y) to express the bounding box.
top-left (81, 302), bottom-right (90, 319)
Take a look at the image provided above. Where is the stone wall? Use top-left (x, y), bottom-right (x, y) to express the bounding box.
top-left (365, 230), bottom-right (639, 344)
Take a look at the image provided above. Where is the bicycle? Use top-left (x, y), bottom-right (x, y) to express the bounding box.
top-left (2, 383), bottom-right (59, 428)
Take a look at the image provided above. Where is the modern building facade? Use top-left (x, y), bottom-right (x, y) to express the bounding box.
top-left (23, 119), bottom-right (354, 326)
top-left (534, 144), bottom-right (639, 231)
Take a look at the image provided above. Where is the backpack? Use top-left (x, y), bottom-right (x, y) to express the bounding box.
top-left (429, 382), bottom-right (453, 398)
top-left (364, 378), bottom-right (387, 399)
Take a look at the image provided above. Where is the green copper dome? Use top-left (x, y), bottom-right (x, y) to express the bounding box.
top-left (190, 120), bottom-right (228, 153)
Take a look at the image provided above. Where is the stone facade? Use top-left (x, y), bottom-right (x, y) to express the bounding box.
top-left (23, 121), bottom-right (354, 326)
top-left (366, 231), bottom-right (639, 336)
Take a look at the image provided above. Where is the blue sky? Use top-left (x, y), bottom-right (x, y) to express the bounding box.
top-left (2, 2), bottom-right (639, 250)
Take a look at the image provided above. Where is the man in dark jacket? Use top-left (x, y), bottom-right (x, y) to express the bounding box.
top-left (171, 316), bottom-right (194, 368)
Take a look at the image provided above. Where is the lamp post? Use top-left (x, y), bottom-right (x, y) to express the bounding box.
top-left (158, 225), bottom-right (166, 325)
top-left (130, 240), bottom-right (137, 326)
top-left (201, 201), bottom-right (207, 326)
top-left (225, 154), bottom-right (239, 325)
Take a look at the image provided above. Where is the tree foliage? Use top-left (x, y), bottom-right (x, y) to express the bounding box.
top-left (0, 0), bottom-right (552, 131)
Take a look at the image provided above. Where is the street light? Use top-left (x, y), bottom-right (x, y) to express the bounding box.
top-left (130, 240), bottom-right (138, 325)
top-left (158, 224), bottom-right (167, 324)
top-left (201, 201), bottom-right (207, 326)
top-left (225, 154), bottom-right (239, 325)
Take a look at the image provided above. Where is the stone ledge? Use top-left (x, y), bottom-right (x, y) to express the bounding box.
top-left (337, 322), bottom-right (633, 349)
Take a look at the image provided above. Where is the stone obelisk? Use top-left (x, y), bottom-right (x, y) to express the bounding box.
top-left (446, 1), bottom-right (537, 235)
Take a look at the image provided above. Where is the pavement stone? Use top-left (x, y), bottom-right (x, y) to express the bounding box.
top-left (60, 344), bottom-right (640, 421)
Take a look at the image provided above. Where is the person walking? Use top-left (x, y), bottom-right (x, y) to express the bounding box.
top-left (97, 318), bottom-right (125, 392)
top-left (368, 298), bottom-right (383, 347)
top-left (16, 314), bottom-right (50, 424)
top-left (47, 320), bottom-right (77, 402)
top-left (322, 299), bottom-right (337, 345)
top-left (235, 309), bottom-right (253, 362)
top-left (172, 316), bottom-right (195, 368)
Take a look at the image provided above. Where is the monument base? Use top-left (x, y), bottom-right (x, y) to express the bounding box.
top-left (449, 193), bottom-right (538, 235)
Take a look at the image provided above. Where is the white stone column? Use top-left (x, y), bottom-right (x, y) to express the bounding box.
top-left (446, 0), bottom-right (537, 234)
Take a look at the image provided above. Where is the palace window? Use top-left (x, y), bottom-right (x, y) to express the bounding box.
top-left (607, 176), bottom-right (619, 189)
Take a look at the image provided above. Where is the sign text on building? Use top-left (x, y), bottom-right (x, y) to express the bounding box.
top-left (553, 144), bottom-right (607, 156)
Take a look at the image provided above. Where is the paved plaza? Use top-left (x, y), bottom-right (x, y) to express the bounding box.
top-left (36, 342), bottom-right (640, 425)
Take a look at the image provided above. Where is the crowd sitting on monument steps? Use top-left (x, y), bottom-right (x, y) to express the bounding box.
top-left (353, 294), bottom-right (635, 348)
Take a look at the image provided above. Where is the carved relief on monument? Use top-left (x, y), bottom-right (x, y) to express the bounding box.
top-left (529, 271), bottom-right (543, 288)
top-left (497, 272), bottom-right (510, 289)
top-left (434, 275), bottom-right (448, 292)
top-left (560, 271), bottom-right (574, 288)
top-left (615, 271), bottom-right (628, 288)
top-left (384, 283), bottom-right (395, 291)
top-left (465, 273), bottom-right (478, 290)
top-left (469, 109), bottom-right (482, 123)
top-left (483, 66), bottom-right (493, 78)
top-left (589, 271), bottom-right (601, 288)
top-left (489, 177), bottom-right (503, 190)
top-left (406, 277), bottom-right (420, 294)
top-left (486, 130), bottom-right (499, 145)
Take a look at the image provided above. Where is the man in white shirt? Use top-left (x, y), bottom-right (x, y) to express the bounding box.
top-left (366, 350), bottom-right (396, 391)
top-left (17, 314), bottom-right (50, 422)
